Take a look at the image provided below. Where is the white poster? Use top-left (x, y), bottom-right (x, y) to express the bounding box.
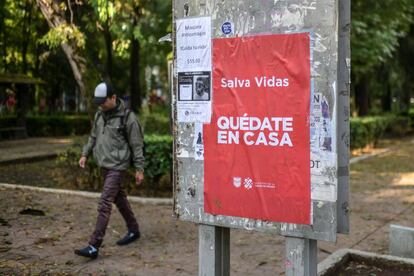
top-left (176, 16), bottom-right (211, 72)
top-left (176, 16), bottom-right (212, 123)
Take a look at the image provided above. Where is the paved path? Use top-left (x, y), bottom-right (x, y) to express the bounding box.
top-left (0, 137), bottom-right (75, 164)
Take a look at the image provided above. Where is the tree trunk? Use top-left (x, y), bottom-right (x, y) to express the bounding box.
top-left (355, 75), bottom-right (370, 116)
top-left (400, 81), bottom-right (411, 114)
top-left (16, 84), bottom-right (29, 138)
top-left (382, 86), bottom-right (392, 112)
top-left (130, 5), bottom-right (142, 113)
top-left (0, 0), bottom-right (8, 71)
top-left (104, 13), bottom-right (113, 82)
top-left (379, 64), bottom-right (392, 112)
top-left (14, 0), bottom-right (34, 135)
top-left (36, 0), bottom-right (87, 106)
top-left (104, 27), bottom-right (113, 82)
top-left (22, 0), bottom-right (33, 74)
top-left (130, 34), bottom-right (141, 112)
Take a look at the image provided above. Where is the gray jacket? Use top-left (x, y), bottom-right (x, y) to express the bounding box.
top-left (82, 99), bottom-right (144, 171)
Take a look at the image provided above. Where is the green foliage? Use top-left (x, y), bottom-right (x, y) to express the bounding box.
top-left (0, 110), bottom-right (170, 137)
top-left (387, 116), bottom-right (411, 137)
top-left (351, 0), bottom-right (414, 116)
top-left (409, 108), bottom-right (414, 127)
top-left (0, 0), bottom-right (172, 114)
top-left (0, 0), bottom-right (47, 73)
top-left (143, 134), bottom-right (172, 180)
top-left (350, 115), bottom-right (412, 149)
top-left (57, 137), bottom-right (103, 191)
top-left (27, 115), bottom-right (91, 136)
top-left (352, 0), bottom-right (414, 77)
top-left (350, 116), bottom-right (389, 149)
top-left (139, 111), bottom-right (170, 135)
top-left (90, 0), bottom-right (115, 22)
top-left (0, 115), bottom-right (91, 136)
top-left (57, 134), bottom-right (173, 193)
top-left (40, 24), bottom-right (86, 49)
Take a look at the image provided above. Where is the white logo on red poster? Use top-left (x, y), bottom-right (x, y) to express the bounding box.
top-left (244, 178), bottom-right (253, 190)
top-left (233, 177), bottom-right (241, 188)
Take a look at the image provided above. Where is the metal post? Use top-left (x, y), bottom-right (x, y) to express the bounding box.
top-left (199, 224), bottom-right (230, 276)
top-left (285, 237), bottom-right (317, 276)
top-left (337, 0), bottom-right (351, 235)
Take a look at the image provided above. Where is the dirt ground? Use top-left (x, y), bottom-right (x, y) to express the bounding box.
top-left (1, 137), bottom-right (414, 275)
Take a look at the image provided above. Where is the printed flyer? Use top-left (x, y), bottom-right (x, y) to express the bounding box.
top-left (176, 16), bottom-right (212, 123)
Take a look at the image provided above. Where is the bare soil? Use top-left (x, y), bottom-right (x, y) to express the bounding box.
top-left (333, 259), bottom-right (414, 276)
top-left (1, 136), bottom-right (414, 275)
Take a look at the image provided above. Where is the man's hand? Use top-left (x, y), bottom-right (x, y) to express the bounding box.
top-left (135, 170), bottom-right (144, 186)
top-left (79, 156), bottom-right (87, 169)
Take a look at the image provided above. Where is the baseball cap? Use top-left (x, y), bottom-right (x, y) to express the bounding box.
top-left (93, 82), bottom-right (115, 105)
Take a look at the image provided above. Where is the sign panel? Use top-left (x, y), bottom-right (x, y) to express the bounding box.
top-left (204, 33), bottom-right (311, 224)
top-left (173, 0), bottom-right (344, 243)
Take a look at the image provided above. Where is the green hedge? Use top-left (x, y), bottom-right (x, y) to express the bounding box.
top-left (144, 134), bottom-right (173, 180)
top-left (57, 134), bottom-right (173, 193)
top-left (0, 112), bottom-right (171, 136)
top-left (140, 112), bottom-right (171, 135)
top-left (350, 115), bottom-right (411, 149)
top-left (409, 108), bottom-right (414, 128)
top-left (0, 115), bottom-right (91, 136)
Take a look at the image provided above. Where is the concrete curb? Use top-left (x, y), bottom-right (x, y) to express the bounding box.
top-left (350, 148), bottom-right (390, 164)
top-left (318, 248), bottom-right (414, 275)
top-left (0, 183), bottom-right (173, 206)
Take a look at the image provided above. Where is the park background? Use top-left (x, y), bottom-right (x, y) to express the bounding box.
top-left (1, 0), bottom-right (414, 194)
top-left (1, 0), bottom-right (414, 275)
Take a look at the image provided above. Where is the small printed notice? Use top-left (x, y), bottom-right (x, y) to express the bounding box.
top-left (176, 16), bottom-right (212, 123)
top-left (178, 72), bottom-right (211, 101)
top-left (176, 16), bottom-right (211, 72)
top-left (193, 123), bottom-right (204, 160)
top-left (310, 152), bottom-right (337, 202)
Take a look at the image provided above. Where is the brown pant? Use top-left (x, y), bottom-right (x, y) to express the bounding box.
top-left (89, 169), bottom-right (139, 248)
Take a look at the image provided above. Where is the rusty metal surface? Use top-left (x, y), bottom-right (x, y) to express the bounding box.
top-left (173, 0), bottom-right (344, 242)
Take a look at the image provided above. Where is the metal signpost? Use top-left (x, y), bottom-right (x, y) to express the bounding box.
top-left (172, 1), bottom-right (350, 275)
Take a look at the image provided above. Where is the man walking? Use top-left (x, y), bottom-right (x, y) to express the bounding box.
top-left (75, 82), bottom-right (144, 259)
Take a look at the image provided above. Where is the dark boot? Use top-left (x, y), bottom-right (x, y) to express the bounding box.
top-left (116, 231), bottom-right (140, 246)
top-left (74, 245), bottom-right (98, 259)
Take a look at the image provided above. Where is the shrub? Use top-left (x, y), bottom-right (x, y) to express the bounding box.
top-left (0, 112), bottom-right (171, 137)
top-left (139, 111), bottom-right (170, 135)
top-left (57, 134), bottom-right (173, 196)
top-left (387, 116), bottom-right (411, 137)
top-left (408, 108), bottom-right (414, 128)
top-left (350, 115), bottom-right (412, 149)
top-left (0, 115), bottom-right (91, 137)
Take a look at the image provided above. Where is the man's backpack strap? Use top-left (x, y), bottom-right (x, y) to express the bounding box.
top-left (120, 109), bottom-right (132, 143)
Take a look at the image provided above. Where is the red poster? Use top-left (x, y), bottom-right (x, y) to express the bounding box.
top-left (204, 33), bottom-right (311, 224)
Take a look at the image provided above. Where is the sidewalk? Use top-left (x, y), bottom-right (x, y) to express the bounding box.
top-left (0, 137), bottom-right (75, 164)
top-left (0, 137), bottom-right (414, 275)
